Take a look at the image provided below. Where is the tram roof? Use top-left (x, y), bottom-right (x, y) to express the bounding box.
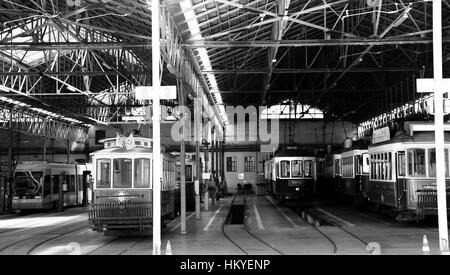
top-left (370, 131), bottom-right (450, 148)
top-left (91, 146), bottom-right (155, 156)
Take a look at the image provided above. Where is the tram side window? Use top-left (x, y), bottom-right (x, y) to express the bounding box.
top-left (335, 159), bottom-right (341, 176)
top-left (291, 160), bottom-right (303, 177)
top-left (134, 159), bottom-right (151, 188)
top-left (408, 149), bottom-right (426, 177)
top-left (342, 157), bottom-right (353, 178)
top-left (370, 153), bottom-right (392, 180)
top-left (398, 153), bottom-right (406, 177)
top-left (113, 159), bottom-right (132, 188)
top-left (428, 149), bottom-right (449, 178)
top-left (97, 159), bottom-right (111, 189)
top-left (305, 161), bottom-right (313, 177)
top-left (362, 154), bottom-right (370, 174)
top-left (355, 156), bottom-right (362, 175)
top-left (280, 161), bottom-right (291, 178)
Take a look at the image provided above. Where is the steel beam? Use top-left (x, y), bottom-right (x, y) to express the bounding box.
top-left (185, 37), bottom-right (448, 48)
top-left (201, 67), bottom-right (421, 74)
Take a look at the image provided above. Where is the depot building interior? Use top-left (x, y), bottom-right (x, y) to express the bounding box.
top-left (0, 0), bottom-right (449, 255)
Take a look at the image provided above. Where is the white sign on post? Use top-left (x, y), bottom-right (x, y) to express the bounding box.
top-left (135, 86), bottom-right (177, 100)
top-left (202, 173), bottom-right (211, 180)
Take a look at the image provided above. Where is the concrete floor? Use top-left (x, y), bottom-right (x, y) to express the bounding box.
top-left (0, 195), bottom-right (445, 255)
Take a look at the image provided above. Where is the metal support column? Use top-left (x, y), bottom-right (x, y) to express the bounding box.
top-left (432, 0), bottom-right (449, 253)
top-left (211, 128), bottom-right (216, 209)
top-left (7, 111), bottom-right (13, 212)
top-left (179, 79), bottom-right (187, 235)
top-left (152, 0), bottom-right (162, 256)
top-left (195, 95), bottom-right (201, 220)
top-left (204, 134), bottom-right (209, 211)
top-left (67, 138), bottom-right (71, 164)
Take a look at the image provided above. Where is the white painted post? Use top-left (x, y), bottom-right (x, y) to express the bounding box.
top-left (432, 0), bottom-right (449, 253)
top-left (152, 0), bottom-right (162, 256)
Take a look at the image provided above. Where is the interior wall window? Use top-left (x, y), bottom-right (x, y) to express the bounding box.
top-left (245, 157), bottom-right (256, 172)
top-left (280, 161), bottom-right (291, 178)
top-left (407, 149), bottom-right (426, 177)
top-left (95, 130), bottom-right (106, 145)
top-left (134, 159), bottom-right (150, 188)
top-left (97, 159), bottom-right (111, 189)
top-left (226, 157), bottom-right (237, 172)
top-left (113, 159), bottom-right (132, 188)
top-left (291, 160), bottom-right (303, 177)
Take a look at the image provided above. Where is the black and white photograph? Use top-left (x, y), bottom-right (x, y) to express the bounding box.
top-left (0, 0), bottom-right (449, 265)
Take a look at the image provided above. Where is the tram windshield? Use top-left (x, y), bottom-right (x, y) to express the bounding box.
top-left (14, 171), bottom-right (43, 196)
top-left (291, 161), bottom-right (303, 177)
top-left (134, 159), bottom-right (150, 188)
top-left (280, 161), bottom-right (291, 178)
top-left (113, 159), bottom-right (132, 188)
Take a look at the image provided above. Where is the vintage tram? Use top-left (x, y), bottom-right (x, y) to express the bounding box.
top-left (338, 140), bottom-right (370, 205)
top-left (268, 146), bottom-right (316, 201)
top-left (12, 161), bottom-right (92, 212)
top-left (88, 137), bottom-right (177, 232)
top-left (368, 122), bottom-right (450, 221)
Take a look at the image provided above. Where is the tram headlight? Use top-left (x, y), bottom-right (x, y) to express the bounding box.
top-left (118, 191), bottom-right (126, 203)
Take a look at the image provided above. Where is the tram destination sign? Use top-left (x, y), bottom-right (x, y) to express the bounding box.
top-left (372, 126), bottom-right (391, 144)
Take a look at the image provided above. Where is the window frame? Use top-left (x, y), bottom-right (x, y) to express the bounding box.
top-left (96, 158), bottom-right (112, 189)
top-left (113, 158), bottom-right (133, 189)
top-left (244, 156), bottom-right (256, 173)
top-left (134, 158), bottom-right (151, 189)
top-left (226, 157), bottom-right (237, 172)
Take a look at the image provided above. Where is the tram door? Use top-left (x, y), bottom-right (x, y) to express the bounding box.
top-left (396, 152), bottom-right (407, 209)
top-left (82, 171), bottom-right (91, 206)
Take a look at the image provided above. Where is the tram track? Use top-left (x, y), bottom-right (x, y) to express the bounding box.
top-left (291, 205), bottom-right (369, 255)
top-left (221, 195), bottom-right (285, 255)
top-left (0, 218), bottom-right (87, 254)
top-left (25, 225), bottom-right (88, 255)
top-left (117, 237), bottom-right (146, 255)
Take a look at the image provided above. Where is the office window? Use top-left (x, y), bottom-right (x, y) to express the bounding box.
top-left (245, 157), bottom-right (256, 172)
top-left (227, 157), bottom-right (237, 172)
